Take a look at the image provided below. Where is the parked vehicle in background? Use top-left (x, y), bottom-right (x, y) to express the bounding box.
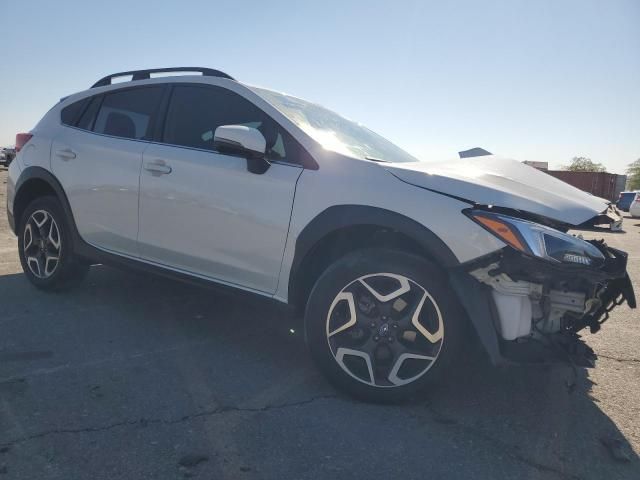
top-left (628, 194), bottom-right (640, 218)
top-left (0, 147), bottom-right (16, 166)
top-left (5, 67), bottom-right (636, 402)
top-left (617, 191), bottom-right (639, 212)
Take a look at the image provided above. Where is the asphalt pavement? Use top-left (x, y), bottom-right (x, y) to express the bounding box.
top-left (0, 167), bottom-right (639, 479)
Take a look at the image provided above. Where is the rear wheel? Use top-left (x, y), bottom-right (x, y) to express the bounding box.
top-left (18, 196), bottom-right (88, 290)
top-left (305, 248), bottom-right (465, 403)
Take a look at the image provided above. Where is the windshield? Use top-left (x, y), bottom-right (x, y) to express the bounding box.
top-left (251, 87), bottom-right (418, 163)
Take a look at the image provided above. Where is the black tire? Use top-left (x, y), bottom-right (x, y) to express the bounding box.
top-left (304, 248), bottom-right (466, 403)
top-left (17, 196), bottom-right (88, 291)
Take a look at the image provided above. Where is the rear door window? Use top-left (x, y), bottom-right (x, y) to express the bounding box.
top-left (93, 87), bottom-right (164, 140)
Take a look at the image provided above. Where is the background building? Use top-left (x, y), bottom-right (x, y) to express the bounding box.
top-left (522, 161), bottom-right (626, 201)
top-left (545, 171), bottom-right (626, 201)
top-left (522, 160), bottom-right (549, 170)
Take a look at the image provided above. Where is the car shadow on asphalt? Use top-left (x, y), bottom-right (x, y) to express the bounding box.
top-left (0, 264), bottom-right (637, 475)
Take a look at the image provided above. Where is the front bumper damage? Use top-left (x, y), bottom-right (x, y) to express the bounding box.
top-left (579, 204), bottom-right (624, 232)
top-left (450, 240), bottom-right (636, 367)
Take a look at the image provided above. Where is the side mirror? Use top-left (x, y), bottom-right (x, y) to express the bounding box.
top-left (213, 125), bottom-right (270, 174)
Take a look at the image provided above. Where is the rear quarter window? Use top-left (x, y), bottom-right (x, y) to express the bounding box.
top-left (76, 96), bottom-right (102, 131)
top-left (61, 98), bottom-right (90, 126)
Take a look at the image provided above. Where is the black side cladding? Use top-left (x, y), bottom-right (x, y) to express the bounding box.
top-left (448, 269), bottom-right (504, 365)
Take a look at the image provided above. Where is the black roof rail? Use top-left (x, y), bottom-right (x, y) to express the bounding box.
top-left (91, 67), bottom-right (235, 88)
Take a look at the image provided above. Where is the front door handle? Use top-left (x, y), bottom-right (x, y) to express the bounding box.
top-left (143, 160), bottom-right (172, 175)
top-left (55, 148), bottom-right (76, 160)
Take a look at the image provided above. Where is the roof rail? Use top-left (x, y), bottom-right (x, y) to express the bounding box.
top-left (91, 67), bottom-right (235, 88)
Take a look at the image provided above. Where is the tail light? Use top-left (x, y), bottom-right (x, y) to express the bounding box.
top-left (15, 133), bottom-right (33, 152)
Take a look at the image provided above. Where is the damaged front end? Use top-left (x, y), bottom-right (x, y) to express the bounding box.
top-left (578, 203), bottom-right (624, 232)
top-left (451, 209), bottom-right (636, 367)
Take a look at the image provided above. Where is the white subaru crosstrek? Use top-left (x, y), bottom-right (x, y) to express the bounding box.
top-left (6, 68), bottom-right (635, 402)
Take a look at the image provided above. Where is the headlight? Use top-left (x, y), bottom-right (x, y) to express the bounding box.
top-left (468, 210), bottom-right (605, 267)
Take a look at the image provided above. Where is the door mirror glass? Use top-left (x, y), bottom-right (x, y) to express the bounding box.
top-left (214, 125), bottom-right (266, 158)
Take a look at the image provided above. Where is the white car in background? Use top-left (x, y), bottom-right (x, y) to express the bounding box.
top-left (628, 193), bottom-right (640, 218)
top-left (5, 67), bottom-right (636, 402)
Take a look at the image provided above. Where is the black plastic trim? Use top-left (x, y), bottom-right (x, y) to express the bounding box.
top-left (288, 205), bottom-right (460, 304)
top-left (6, 208), bottom-right (15, 234)
top-left (84, 94), bottom-right (104, 132)
top-left (14, 167), bottom-right (84, 251)
top-left (153, 84), bottom-right (174, 143)
top-left (448, 270), bottom-right (505, 365)
top-left (83, 247), bottom-right (293, 315)
top-left (91, 67), bottom-right (235, 88)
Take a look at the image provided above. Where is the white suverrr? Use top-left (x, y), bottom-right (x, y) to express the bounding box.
top-left (6, 68), bottom-right (625, 396)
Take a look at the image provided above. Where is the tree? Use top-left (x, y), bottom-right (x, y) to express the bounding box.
top-left (563, 156), bottom-right (607, 172)
top-left (626, 159), bottom-right (640, 190)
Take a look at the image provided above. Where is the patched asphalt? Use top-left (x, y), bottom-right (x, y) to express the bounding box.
top-left (0, 167), bottom-right (639, 479)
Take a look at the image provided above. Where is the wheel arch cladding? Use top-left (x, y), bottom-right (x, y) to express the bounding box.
top-left (288, 205), bottom-right (460, 312)
top-left (13, 167), bottom-right (78, 236)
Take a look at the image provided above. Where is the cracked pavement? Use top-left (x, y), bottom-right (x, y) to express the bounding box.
top-left (0, 167), bottom-right (639, 479)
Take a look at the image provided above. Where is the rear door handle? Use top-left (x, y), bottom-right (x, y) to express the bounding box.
top-left (143, 160), bottom-right (172, 175)
top-left (55, 148), bottom-right (76, 160)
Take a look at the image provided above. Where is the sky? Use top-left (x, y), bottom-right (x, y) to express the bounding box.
top-left (0, 0), bottom-right (638, 173)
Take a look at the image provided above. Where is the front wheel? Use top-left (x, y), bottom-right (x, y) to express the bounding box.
top-left (304, 248), bottom-right (465, 403)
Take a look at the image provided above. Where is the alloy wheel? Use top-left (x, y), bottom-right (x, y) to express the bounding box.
top-left (326, 273), bottom-right (444, 388)
top-left (23, 209), bottom-right (62, 279)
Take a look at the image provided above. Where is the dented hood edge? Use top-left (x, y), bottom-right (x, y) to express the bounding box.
top-left (385, 155), bottom-right (619, 228)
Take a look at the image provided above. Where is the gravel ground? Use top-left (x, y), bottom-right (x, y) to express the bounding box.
top-left (0, 166), bottom-right (639, 479)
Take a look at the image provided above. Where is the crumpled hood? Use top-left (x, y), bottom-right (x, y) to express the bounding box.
top-left (384, 155), bottom-right (611, 226)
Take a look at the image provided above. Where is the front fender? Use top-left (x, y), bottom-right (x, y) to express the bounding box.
top-left (287, 204), bottom-right (461, 306)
